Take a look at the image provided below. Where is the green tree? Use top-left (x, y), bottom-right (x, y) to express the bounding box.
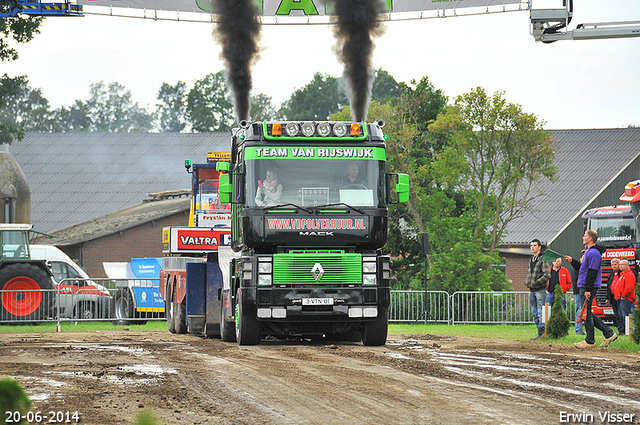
top-left (0, 74), bottom-right (54, 141)
top-left (280, 72), bottom-right (348, 121)
top-left (371, 68), bottom-right (401, 104)
top-left (156, 81), bottom-right (187, 132)
top-left (430, 87), bottom-right (557, 251)
top-left (86, 81), bottom-right (153, 133)
top-left (333, 77), bottom-right (513, 292)
top-left (186, 71), bottom-right (233, 132)
top-left (51, 100), bottom-right (92, 132)
top-left (0, 74), bottom-right (25, 143)
top-left (250, 92), bottom-right (277, 122)
top-left (1, 11), bottom-right (42, 62)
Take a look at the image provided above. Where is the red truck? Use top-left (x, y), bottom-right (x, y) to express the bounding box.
top-left (582, 180), bottom-right (639, 319)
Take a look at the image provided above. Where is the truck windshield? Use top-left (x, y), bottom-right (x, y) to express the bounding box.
top-left (588, 216), bottom-right (639, 245)
top-left (246, 156), bottom-right (386, 208)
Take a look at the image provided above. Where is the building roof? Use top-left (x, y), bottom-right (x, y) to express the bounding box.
top-left (33, 195), bottom-right (191, 246)
top-left (502, 128), bottom-right (640, 246)
top-left (10, 132), bottom-right (228, 233)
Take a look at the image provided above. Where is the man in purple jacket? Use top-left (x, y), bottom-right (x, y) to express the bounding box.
top-left (574, 230), bottom-right (618, 349)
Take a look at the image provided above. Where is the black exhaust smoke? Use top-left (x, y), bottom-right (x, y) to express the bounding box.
top-left (331, 0), bottom-right (386, 122)
top-left (212, 0), bottom-right (262, 122)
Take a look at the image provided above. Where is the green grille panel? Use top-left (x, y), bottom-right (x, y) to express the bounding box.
top-left (273, 252), bottom-right (362, 285)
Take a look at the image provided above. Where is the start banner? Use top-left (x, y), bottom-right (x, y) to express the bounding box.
top-left (78, 0), bottom-right (525, 17)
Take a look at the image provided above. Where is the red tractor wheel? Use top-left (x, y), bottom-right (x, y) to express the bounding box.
top-left (0, 264), bottom-right (54, 323)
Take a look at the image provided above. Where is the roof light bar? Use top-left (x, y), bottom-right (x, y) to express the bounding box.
top-left (265, 121), bottom-right (364, 139)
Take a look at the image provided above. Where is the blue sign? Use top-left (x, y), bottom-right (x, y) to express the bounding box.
top-left (131, 258), bottom-right (162, 279)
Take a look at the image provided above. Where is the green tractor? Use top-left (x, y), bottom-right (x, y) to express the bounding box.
top-left (0, 224), bottom-right (55, 324)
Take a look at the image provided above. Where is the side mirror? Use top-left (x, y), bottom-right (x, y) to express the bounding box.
top-left (219, 173), bottom-right (231, 203)
top-left (216, 162), bottom-right (230, 172)
top-left (395, 173), bottom-right (409, 203)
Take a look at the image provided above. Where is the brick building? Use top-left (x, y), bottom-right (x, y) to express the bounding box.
top-left (33, 194), bottom-right (190, 278)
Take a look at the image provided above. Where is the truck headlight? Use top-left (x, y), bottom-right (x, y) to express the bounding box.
top-left (257, 256), bottom-right (272, 285)
top-left (363, 256), bottom-right (376, 272)
top-left (363, 262), bottom-right (376, 273)
top-left (363, 274), bottom-right (377, 286)
top-left (258, 262), bottom-right (272, 273)
top-left (258, 274), bottom-right (272, 286)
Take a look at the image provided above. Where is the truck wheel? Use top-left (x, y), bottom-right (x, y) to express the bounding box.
top-left (112, 288), bottom-right (134, 325)
top-left (220, 297), bottom-right (236, 342)
top-left (235, 288), bottom-right (261, 345)
top-left (166, 301), bottom-right (176, 333)
top-left (0, 264), bottom-right (54, 323)
top-left (166, 279), bottom-right (176, 333)
top-left (174, 301), bottom-right (187, 334)
top-left (362, 309), bottom-right (389, 346)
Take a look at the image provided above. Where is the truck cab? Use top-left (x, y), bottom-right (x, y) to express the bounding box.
top-left (582, 202), bottom-right (639, 318)
top-left (218, 121), bottom-right (409, 345)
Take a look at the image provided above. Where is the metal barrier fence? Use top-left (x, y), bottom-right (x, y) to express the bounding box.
top-left (2, 283), bottom-right (580, 327)
top-left (389, 290), bottom-right (450, 323)
top-left (0, 278), bottom-right (165, 325)
top-left (391, 290), bottom-right (579, 325)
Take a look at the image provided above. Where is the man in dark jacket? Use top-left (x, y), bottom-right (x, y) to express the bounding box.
top-left (525, 239), bottom-right (551, 340)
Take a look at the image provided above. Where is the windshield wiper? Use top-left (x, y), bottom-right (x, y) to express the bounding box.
top-left (314, 203), bottom-right (367, 215)
top-left (264, 203), bottom-right (314, 214)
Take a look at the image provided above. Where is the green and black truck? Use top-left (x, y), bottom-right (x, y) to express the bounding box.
top-left (217, 120), bottom-right (409, 345)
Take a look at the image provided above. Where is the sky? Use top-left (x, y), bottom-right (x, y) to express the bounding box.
top-left (3, 0), bottom-right (640, 130)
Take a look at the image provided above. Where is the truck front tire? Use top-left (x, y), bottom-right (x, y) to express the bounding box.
top-left (167, 301), bottom-right (176, 333)
top-left (174, 301), bottom-right (187, 334)
top-left (235, 288), bottom-right (261, 345)
top-left (362, 309), bottom-right (389, 346)
top-left (220, 295), bottom-right (237, 342)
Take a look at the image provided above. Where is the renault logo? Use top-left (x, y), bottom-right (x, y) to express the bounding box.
top-left (311, 263), bottom-right (324, 281)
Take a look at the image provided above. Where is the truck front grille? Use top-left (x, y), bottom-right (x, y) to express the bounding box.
top-left (273, 251), bottom-right (362, 285)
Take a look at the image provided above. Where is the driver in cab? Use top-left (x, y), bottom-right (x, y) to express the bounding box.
top-left (255, 168), bottom-right (283, 206)
top-left (336, 162), bottom-right (367, 189)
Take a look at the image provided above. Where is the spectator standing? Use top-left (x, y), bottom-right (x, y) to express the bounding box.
top-left (525, 239), bottom-right (551, 340)
top-left (573, 230), bottom-right (618, 349)
top-left (547, 257), bottom-right (571, 311)
top-left (616, 259), bottom-right (637, 330)
top-left (606, 259), bottom-right (624, 335)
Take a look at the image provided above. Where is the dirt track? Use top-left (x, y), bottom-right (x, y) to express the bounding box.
top-left (2, 331), bottom-right (640, 424)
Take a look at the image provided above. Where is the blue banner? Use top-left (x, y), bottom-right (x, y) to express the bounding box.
top-left (131, 258), bottom-right (163, 279)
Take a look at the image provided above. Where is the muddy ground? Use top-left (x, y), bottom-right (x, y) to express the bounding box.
top-left (1, 331), bottom-right (640, 425)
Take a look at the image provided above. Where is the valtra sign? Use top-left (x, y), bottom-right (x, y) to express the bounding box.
top-left (163, 227), bottom-right (231, 254)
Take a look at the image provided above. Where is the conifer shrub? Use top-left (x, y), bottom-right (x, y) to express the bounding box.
top-left (546, 284), bottom-right (570, 339)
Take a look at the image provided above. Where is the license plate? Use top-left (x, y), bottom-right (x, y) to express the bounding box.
top-left (603, 308), bottom-right (613, 315)
top-left (302, 298), bottom-right (334, 306)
